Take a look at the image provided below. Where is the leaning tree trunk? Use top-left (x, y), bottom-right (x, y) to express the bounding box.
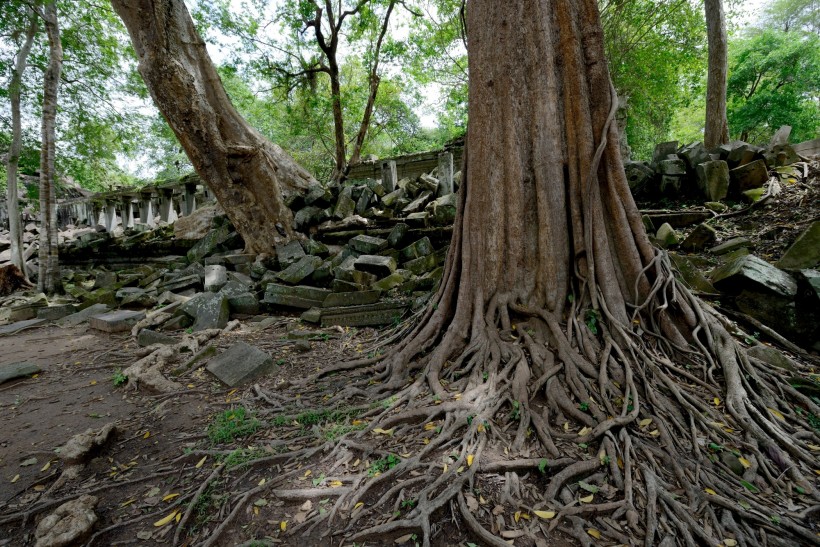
top-left (110, 0), bottom-right (317, 254)
top-left (309, 1), bottom-right (818, 545)
top-left (705, 0), bottom-right (729, 148)
top-left (6, 9), bottom-right (38, 278)
top-left (38, 0), bottom-right (62, 295)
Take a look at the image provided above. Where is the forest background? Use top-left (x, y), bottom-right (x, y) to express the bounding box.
top-left (0, 0), bottom-right (818, 193)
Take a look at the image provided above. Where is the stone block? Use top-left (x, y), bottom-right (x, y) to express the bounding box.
top-left (349, 235), bottom-right (388, 254)
top-left (776, 221), bottom-right (820, 271)
top-left (278, 255), bottom-right (323, 284)
top-left (399, 237), bottom-right (434, 262)
top-left (276, 240), bottom-right (306, 269)
top-left (387, 223), bottom-right (409, 248)
top-left (680, 223), bottom-right (717, 252)
top-left (334, 186), bottom-right (356, 219)
top-left (331, 279), bottom-right (363, 292)
top-left (294, 206), bottom-right (324, 231)
top-left (354, 255), bottom-right (396, 278)
top-left (655, 223), bottom-right (679, 248)
top-left (651, 141), bottom-right (678, 166)
top-left (186, 225), bottom-right (231, 264)
top-left (404, 253), bottom-right (439, 275)
top-left (729, 160), bottom-right (768, 194)
top-left (711, 255), bottom-right (797, 298)
top-left (624, 162), bottom-right (655, 196)
top-left (120, 292), bottom-right (158, 309)
top-left (93, 271), bottom-right (118, 289)
top-left (669, 253), bottom-right (717, 294)
top-left (157, 274), bottom-right (201, 294)
top-left (219, 279), bottom-right (252, 298)
top-left (304, 184), bottom-right (334, 207)
top-left (37, 304), bottom-right (77, 321)
top-left (709, 237), bottom-right (752, 256)
top-left (204, 265), bottom-right (228, 292)
top-left (304, 239), bottom-right (329, 257)
top-left (678, 142), bottom-right (709, 170)
top-left (696, 160), bottom-right (729, 201)
top-left (81, 288), bottom-right (118, 310)
top-left (0, 362), bottom-right (41, 385)
top-left (89, 310), bottom-right (146, 333)
top-left (323, 290), bottom-right (381, 308)
top-left (658, 158), bottom-right (687, 176)
top-left (405, 212), bottom-right (429, 227)
top-left (263, 283), bottom-right (331, 310)
top-left (57, 304), bottom-right (111, 327)
top-left (227, 292), bottom-right (260, 315)
top-left (314, 302), bottom-right (410, 327)
top-left (137, 329), bottom-right (177, 347)
top-left (207, 342), bottom-right (273, 387)
top-left (179, 292), bottom-right (230, 331)
top-left (403, 191), bottom-right (433, 214)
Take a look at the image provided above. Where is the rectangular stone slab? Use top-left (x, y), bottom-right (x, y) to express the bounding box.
top-left (57, 304), bottom-right (112, 327)
top-left (317, 302), bottom-right (410, 327)
top-left (206, 341), bottom-right (274, 387)
top-left (0, 319), bottom-right (47, 336)
top-left (0, 362), bottom-right (41, 384)
top-left (89, 310), bottom-right (146, 333)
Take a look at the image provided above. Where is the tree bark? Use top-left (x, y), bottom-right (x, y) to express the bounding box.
top-left (705, 0), bottom-right (729, 148)
top-left (5, 9), bottom-right (38, 278)
top-left (38, 0), bottom-right (62, 295)
top-left (110, 0), bottom-right (317, 254)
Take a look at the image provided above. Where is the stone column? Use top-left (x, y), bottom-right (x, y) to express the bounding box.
top-left (139, 194), bottom-right (156, 227)
top-left (122, 198), bottom-right (135, 229)
top-left (158, 189), bottom-right (174, 223)
top-left (437, 152), bottom-right (454, 196)
top-left (104, 200), bottom-right (117, 232)
top-left (184, 182), bottom-right (197, 216)
top-left (91, 203), bottom-right (103, 228)
top-left (381, 160), bottom-right (397, 193)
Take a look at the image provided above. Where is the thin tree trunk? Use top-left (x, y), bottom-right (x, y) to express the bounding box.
top-left (328, 56), bottom-right (347, 180)
top-left (6, 9), bottom-right (38, 278)
top-left (111, 0), bottom-right (317, 254)
top-left (705, 0), bottom-right (729, 148)
top-left (38, 0), bottom-right (62, 295)
top-left (346, 0), bottom-right (396, 171)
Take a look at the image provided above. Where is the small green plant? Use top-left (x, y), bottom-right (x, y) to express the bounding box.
top-left (578, 401), bottom-right (589, 412)
top-left (400, 498), bottom-right (417, 510)
top-left (185, 327), bottom-right (193, 334)
top-left (482, 371), bottom-right (489, 382)
top-left (275, 358), bottom-right (285, 366)
top-left (112, 369), bottom-right (128, 387)
top-left (510, 400), bottom-right (521, 421)
top-left (537, 458), bottom-right (548, 474)
top-left (219, 448), bottom-right (260, 469)
top-left (369, 454), bottom-right (401, 476)
top-left (584, 309), bottom-right (599, 335)
top-left (207, 407), bottom-right (261, 444)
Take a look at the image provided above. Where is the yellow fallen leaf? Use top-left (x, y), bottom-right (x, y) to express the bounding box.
top-left (373, 428), bottom-right (394, 436)
top-left (533, 510), bottom-right (556, 519)
top-left (467, 455), bottom-right (474, 467)
top-left (457, 466), bottom-right (465, 473)
top-left (738, 457), bottom-right (751, 469)
top-left (578, 426), bottom-right (592, 436)
top-left (352, 420), bottom-right (365, 426)
top-left (724, 539), bottom-right (737, 547)
top-left (443, 463), bottom-right (448, 473)
top-left (514, 511), bottom-right (521, 523)
top-left (33, 485), bottom-right (45, 491)
top-left (154, 510), bottom-right (179, 527)
top-left (453, 393), bottom-right (462, 400)
top-left (304, 470), bottom-right (312, 478)
top-left (280, 520), bottom-right (287, 532)
top-left (32, 374), bottom-right (38, 379)
top-left (477, 422), bottom-right (485, 433)
top-left (40, 461), bottom-right (51, 472)
top-left (519, 513), bottom-right (530, 520)
top-left (588, 529), bottom-right (602, 539)
top-left (162, 493), bottom-right (180, 502)
top-left (254, 506), bottom-right (259, 516)
top-left (579, 494), bottom-right (594, 503)
top-left (354, 502), bottom-right (364, 509)
top-left (187, 384), bottom-right (195, 388)
top-left (807, 444), bottom-right (820, 452)
top-left (89, 380), bottom-right (97, 386)
top-left (423, 438), bottom-right (430, 445)
top-left (639, 418), bottom-right (652, 428)
top-left (11, 475), bottom-right (19, 483)
top-left (121, 499), bottom-right (135, 507)
top-left (143, 431), bottom-right (150, 439)
top-left (714, 397), bottom-right (721, 406)
top-left (704, 488), bottom-right (717, 495)
top-left (649, 429), bottom-right (660, 437)
top-left (768, 408), bottom-right (785, 422)
top-left (195, 456), bottom-right (207, 469)
top-left (258, 478), bottom-right (266, 486)
top-left (424, 422), bottom-right (436, 431)
top-left (176, 512), bottom-right (182, 522)
top-left (563, 422), bottom-right (569, 432)
top-left (329, 480), bottom-right (343, 488)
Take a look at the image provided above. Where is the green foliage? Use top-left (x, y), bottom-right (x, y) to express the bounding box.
top-left (368, 453), bottom-right (401, 475)
top-left (600, 0), bottom-right (707, 159)
top-left (207, 407), bottom-right (261, 444)
top-left (112, 369), bottom-right (127, 387)
top-left (727, 29), bottom-right (820, 143)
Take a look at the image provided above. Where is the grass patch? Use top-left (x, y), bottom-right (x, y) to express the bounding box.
top-left (368, 454), bottom-right (401, 476)
top-left (207, 407), bottom-right (261, 444)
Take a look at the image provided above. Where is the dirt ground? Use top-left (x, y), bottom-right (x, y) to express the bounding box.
top-left (2, 318), bottom-right (574, 547)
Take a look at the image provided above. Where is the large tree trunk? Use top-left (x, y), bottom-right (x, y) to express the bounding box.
top-left (705, 0), bottom-right (729, 148)
top-left (5, 9), bottom-right (38, 278)
top-left (110, 0), bottom-right (317, 254)
top-left (38, 0), bottom-right (62, 295)
top-left (313, 1), bottom-right (817, 545)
